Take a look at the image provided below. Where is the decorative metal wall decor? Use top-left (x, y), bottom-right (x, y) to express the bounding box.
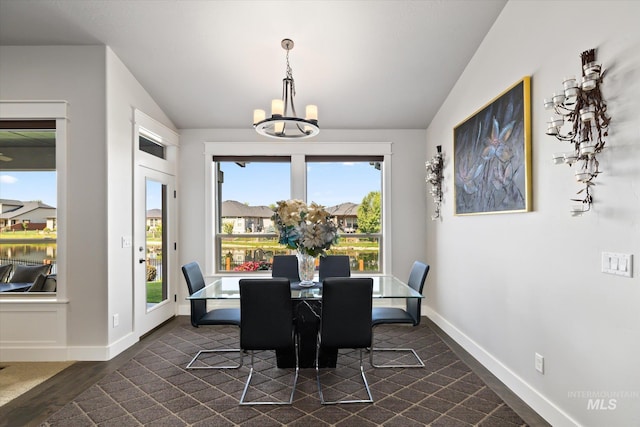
top-left (453, 77), bottom-right (532, 215)
top-left (426, 145), bottom-right (444, 220)
top-left (544, 49), bottom-right (611, 216)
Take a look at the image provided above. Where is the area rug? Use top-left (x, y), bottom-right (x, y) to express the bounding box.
top-left (42, 320), bottom-right (530, 426)
top-left (0, 361), bottom-right (74, 406)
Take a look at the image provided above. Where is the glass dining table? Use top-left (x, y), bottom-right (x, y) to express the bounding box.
top-left (188, 275), bottom-right (423, 368)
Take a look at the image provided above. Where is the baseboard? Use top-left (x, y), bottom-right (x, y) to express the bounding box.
top-left (423, 306), bottom-right (580, 427)
top-left (107, 332), bottom-right (139, 359)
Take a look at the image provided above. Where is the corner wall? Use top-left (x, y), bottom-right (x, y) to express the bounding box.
top-left (105, 47), bottom-right (177, 355)
top-left (425, 1), bottom-right (640, 426)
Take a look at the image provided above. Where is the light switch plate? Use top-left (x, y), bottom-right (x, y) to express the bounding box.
top-left (602, 252), bottom-right (633, 278)
top-left (122, 236), bottom-right (132, 248)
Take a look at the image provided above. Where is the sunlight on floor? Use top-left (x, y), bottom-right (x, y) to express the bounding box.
top-left (0, 361), bottom-right (74, 406)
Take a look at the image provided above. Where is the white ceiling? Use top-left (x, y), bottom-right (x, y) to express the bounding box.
top-left (0, 0), bottom-right (507, 130)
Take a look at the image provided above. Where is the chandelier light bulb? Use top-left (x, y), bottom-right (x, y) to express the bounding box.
top-left (253, 109), bottom-right (266, 124)
top-left (272, 99), bottom-right (284, 116)
top-left (305, 105), bottom-right (318, 121)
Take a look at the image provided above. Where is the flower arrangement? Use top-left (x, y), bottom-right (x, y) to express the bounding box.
top-left (274, 199), bottom-right (339, 257)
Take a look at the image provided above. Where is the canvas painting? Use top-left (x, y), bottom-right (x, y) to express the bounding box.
top-left (453, 77), bottom-right (532, 215)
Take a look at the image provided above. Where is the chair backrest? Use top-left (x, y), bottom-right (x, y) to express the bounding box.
top-left (27, 274), bottom-right (47, 292)
top-left (42, 274), bottom-right (57, 292)
top-left (9, 264), bottom-right (52, 283)
top-left (272, 255), bottom-right (299, 281)
top-left (405, 261), bottom-right (430, 325)
top-left (320, 277), bottom-right (373, 349)
top-left (0, 264), bottom-right (12, 282)
top-left (182, 262), bottom-right (208, 327)
top-left (239, 278), bottom-right (293, 351)
top-left (318, 255), bottom-right (350, 281)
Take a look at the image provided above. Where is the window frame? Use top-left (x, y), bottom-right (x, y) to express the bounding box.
top-left (204, 141), bottom-right (392, 276)
top-left (0, 101), bottom-right (68, 300)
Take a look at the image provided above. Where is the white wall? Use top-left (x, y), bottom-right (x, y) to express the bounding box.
top-left (177, 128), bottom-right (428, 310)
top-left (0, 46), bottom-right (109, 357)
top-left (0, 45), bottom-right (175, 360)
top-left (425, 1), bottom-right (640, 426)
top-left (105, 47), bottom-right (176, 353)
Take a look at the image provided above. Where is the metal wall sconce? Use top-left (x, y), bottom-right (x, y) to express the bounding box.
top-left (545, 48), bottom-right (611, 216)
top-left (426, 145), bottom-right (444, 220)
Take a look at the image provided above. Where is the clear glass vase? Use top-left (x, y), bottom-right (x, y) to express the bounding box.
top-left (296, 250), bottom-right (316, 285)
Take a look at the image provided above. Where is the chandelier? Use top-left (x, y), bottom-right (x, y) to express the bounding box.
top-left (544, 48), bottom-right (611, 215)
top-left (253, 39), bottom-right (319, 139)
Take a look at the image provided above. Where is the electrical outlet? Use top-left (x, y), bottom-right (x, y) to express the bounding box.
top-left (113, 313), bottom-right (119, 327)
top-left (535, 353), bottom-right (544, 374)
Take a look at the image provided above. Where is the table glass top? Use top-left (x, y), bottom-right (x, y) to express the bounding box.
top-left (187, 275), bottom-right (423, 300)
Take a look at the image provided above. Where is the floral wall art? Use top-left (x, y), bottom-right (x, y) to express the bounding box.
top-left (453, 77), bottom-right (532, 215)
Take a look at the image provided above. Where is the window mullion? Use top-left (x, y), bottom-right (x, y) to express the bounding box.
top-left (290, 154), bottom-right (306, 200)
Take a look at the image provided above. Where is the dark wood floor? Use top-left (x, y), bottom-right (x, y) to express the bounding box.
top-left (0, 316), bottom-right (550, 427)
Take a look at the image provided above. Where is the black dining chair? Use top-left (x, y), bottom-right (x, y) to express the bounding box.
top-left (316, 277), bottom-right (374, 404)
top-left (182, 262), bottom-right (242, 370)
top-left (239, 278), bottom-right (298, 405)
top-left (318, 255), bottom-right (350, 281)
top-left (271, 255), bottom-right (299, 281)
top-left (0, 264), bottom-right (12, 282)
top-left (370, 261), bottom-right (430, 368)
top-left (8, 264), bottom-right (51, 283)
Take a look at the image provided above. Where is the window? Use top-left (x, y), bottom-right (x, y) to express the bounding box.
top-left (307, 157), bottom-right (383, 273)
top-left (209, 144), bottom-right (389, 275)
top-left (214, 157), bottom-right (291, 272)
top-left (0, 120), bottom-right (57, 288)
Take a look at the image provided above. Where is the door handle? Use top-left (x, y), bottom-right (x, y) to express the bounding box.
top-left (139, 259), bottom-right (146, 264)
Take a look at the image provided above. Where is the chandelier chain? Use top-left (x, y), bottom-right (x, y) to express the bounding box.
top-left (285, 47), bottom-right (296, 96)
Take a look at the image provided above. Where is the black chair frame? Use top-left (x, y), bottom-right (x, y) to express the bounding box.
top-left (316, 277), bottom-right (374, 405)
top-left (182, 262), bottom-right (242, 370)
top-left (239, 278), bottom-right (298, 405)
top-left (370, 261), bottom-right (430, 368)
top-left (318, 255), bottom-right (351, 282)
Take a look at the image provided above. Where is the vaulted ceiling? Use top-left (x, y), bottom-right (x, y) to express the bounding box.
top-left (0, 0), bottom-right (507, 130)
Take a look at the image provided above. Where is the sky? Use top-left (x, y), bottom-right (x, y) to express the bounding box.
top-left (0, 171), bottom-right (57, 207)
top-left (221, 161), bottom-right (381, 207)
top-left (0, 162), bottom-right (381, 210)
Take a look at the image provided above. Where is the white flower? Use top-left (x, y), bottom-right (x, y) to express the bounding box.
top-left (274, 199), bottom-right (339, 257)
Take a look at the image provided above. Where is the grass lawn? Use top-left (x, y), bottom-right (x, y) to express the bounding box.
top-left (0, 230), bottom-right (57, 239)
top-left (146, 281), bottom-right (163, 303)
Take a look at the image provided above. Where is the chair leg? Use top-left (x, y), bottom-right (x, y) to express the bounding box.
top-left (317, 348), bottom-right (374, 405)
top-left (186, 348), bottom-right (243, 370)
top-left (239, 349), bottom-right (299, 405)
top-left (369, 327), bottom-right (424, 368)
